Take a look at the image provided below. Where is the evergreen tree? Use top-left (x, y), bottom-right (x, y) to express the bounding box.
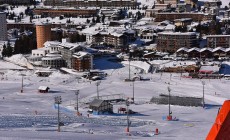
top-left (86, 18), bottom-right (90, 24)
top-left (2, 44), bottom-right (7, 57)
top-left (14, 39), bottom-right (21, 54)
top-left (101, 14), bottom-right (105, 23)
top-left (96, 15), bottom-right (100, 23)
top-left (92, 17), bottom-right (96, 23)
top-left (6, 42), bottom-right (13, 57)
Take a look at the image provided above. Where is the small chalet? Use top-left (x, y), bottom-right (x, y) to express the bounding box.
top-left (89, 99), bottom-right (113, 115)
top-left (38, 86), bottom-right (50, 93)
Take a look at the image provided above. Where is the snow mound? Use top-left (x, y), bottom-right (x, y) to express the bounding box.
top-left (4, 54), bottom-right (34, 69)
top-left (49, 71), bottom-right (72, 78)
top-left (122, 61), bottom-right (151, 73)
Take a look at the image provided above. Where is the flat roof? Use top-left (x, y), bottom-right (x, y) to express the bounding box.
top-left (158, 31), bottom-right (196, 35)
top-left (206, 35), bottom-right (230, 37)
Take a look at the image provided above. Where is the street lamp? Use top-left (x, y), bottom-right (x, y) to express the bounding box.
top-left (54, 96), bottom-right (62, 132)
top-left (167, 86), bottom-right (172, 120)
top-left (132, 80), bottom-right (135, 103)
top-left (75, 90), bottom-right (80, 113)
top-left (126, 99), bottom-right (131, 133)
top-left (201, 81), bottom-right (205, 108)
top-left (96, 81), bottom-right (101, 99)
top-left (20, 74), bottom-right (26, 93)
top-left (129, 57), bottom-right (131, 80)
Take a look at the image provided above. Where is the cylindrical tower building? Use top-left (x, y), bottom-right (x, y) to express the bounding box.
top-left (36, 23), bottom-right (51, 48)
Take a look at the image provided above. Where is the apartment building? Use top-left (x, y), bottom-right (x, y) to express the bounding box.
top-left (44, 0), bottom-right (137, 8)
top-left (85, 28), bottom-right (135, 48)
top-left (224, 10), bottom-right (230, 18)
top-left (7, 23), bottom-right (34, 30)
top-left (33, 8), bottom-right (98, 18)
top-left (0, 12), bottom-right (7, 41)
top-left (59, 42), bottom-right (83, 68)
top-left (72, 51), bottom-right (93, 72)
top-left (89, 33), bottom-right (128, 48)
top-left (155, 13), bottom-right (216, 22)
top-left (0, 0), bottom-right (32, 5)
top-left (206, 35), bottom-right (230, 48)
top-left (157, 32), bottom-right (198, 53)
top-left (157, 0), bottom-right (179, 6)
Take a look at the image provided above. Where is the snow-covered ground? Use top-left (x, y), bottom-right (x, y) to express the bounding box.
top-left (0, 57), bottom-right (228, 139)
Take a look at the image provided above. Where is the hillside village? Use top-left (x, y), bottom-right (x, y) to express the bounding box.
top-left (0, 0), bottom-right (230, 75)
top-left (0, 0), bottom-right (230, 139)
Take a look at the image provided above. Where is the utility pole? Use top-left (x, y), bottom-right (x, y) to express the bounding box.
top-left (75, 90), bottom-right (80, 113)
top-left (54, 96), bottom-right (62, 132)
top-left (96, 81), bottom-right (101, 99)
top-left (202, 81), bottom-right (205, 108)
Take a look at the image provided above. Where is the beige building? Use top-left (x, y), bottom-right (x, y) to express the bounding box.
top-left (36, 23), bottom-right (51, 49)
top-left (157, 32), bottom-right (198, 53)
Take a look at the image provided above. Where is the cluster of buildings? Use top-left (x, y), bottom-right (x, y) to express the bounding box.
top-left (30, 38), bottom-right (93, 71)
top-left (83, 26), bottom-right (136, 48)
top-left (177, 47), bottom-right (230, 59)
top-left (0, 0), bottom-right (230, 71)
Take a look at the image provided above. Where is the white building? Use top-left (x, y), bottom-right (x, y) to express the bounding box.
top-left (44, 41), bottom-right (62, 53)
top-left (0, 12), bottom-right (7, 41)
top-left (31, 47), bottom-right (50, 57)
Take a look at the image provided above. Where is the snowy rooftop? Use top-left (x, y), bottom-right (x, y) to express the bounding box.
top-left (72, 51), bottom-right (91, 58)
top-left (158, 31), bottom-right (196, 35)
top-left (59, 42), bottom-right (82, 50)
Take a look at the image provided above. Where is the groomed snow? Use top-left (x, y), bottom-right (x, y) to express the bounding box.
top-left (0, 57), bottom-right (228, 139)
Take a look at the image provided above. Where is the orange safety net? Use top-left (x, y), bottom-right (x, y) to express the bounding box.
top-left (206, 100), bottom-right (230, 140)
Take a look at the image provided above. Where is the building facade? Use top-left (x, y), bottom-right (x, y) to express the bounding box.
top-left (157, 0), bottom-right (179, 5)
top-left (7, 23), bottom-right (34, 31)
top-left (91, 33), bottom-right (128, 48)
top-left (41, 53), bottom-right (66, 68)
top-left (206, 35), bottom-right (230, 48)
top-left (157, 32), bottom-right (198, 53)
top-left (59, 43), bottom-right (83, 68)
top-left (72, 51), bottom-right (93, 71)
top-left (44, 0), bottom-right (137, 8)
top-left (0, 0), bottom-right (32, 5)
top-left (36, 23), bottom-right (51, 49)
top-left (0, 12), bottom-right (7, 41)
top-left (155, 13), bottom-right (216, 22)
top-left (33, 8), bottom-right (98, 18)
top-left (224, 10), bottom-right (230, 18)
